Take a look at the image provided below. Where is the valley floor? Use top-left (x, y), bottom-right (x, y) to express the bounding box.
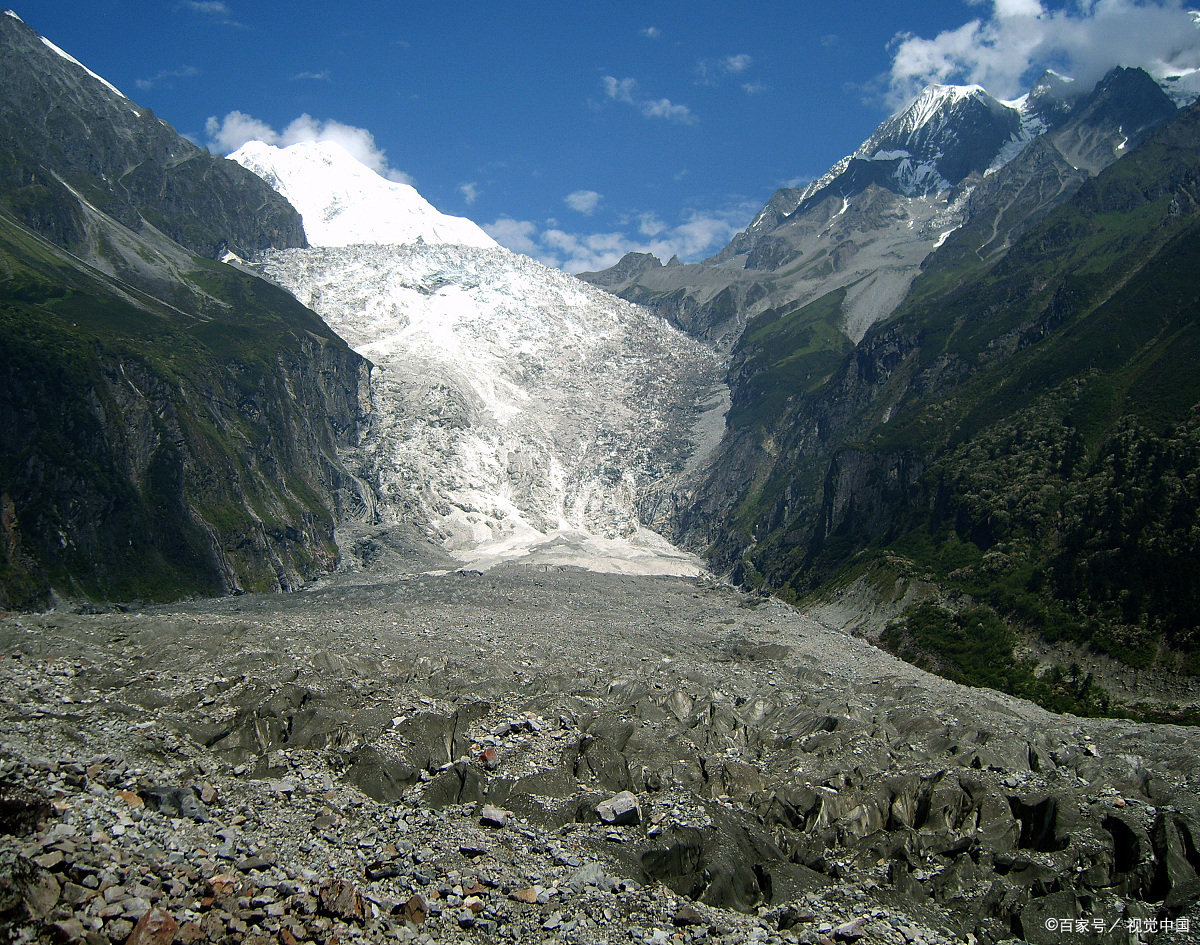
top-left (1, 555), bottom-right (1198, 944)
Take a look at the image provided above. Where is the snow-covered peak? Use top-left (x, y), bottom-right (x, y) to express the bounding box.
top-left (229, 139), bottom-right (496, 250)
top-left (894, 84), bottom-right (989, 135)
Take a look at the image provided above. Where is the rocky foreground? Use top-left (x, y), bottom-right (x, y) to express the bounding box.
top-left (1, 550), bottom-right (1198, 945)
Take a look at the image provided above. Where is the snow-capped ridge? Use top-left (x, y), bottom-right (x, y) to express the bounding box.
top-left (778, 83), bottom-right (1022, 215)
top-left (892, 83), bottom-right (990, 136)
top-left (36, 33), bottom-right (134, 103)
top-left (229, 139), bottom-right (496, 250)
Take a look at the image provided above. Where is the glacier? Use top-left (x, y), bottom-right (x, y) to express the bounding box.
top-left (231, 142), bottom-right (720, 576)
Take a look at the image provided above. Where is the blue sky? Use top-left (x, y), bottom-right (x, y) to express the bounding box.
top-left (15, 1), bottom-right (1200, 271)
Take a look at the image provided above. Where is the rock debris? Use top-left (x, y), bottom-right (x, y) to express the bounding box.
top-left (1, 562), bottom-right (1197, 944)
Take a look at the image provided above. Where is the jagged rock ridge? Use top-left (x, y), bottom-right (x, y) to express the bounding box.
top-left (0, 10), bottom-right (306, 261)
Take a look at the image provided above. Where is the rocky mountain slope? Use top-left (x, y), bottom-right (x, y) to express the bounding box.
top-left (580, 68), bottom-right (1176, 346)
top-left (232, 143), bottom-right (721, 576)
top-left (0, 11), bottom-right (305, 262)
top-left (0, 13), bottom-right (368, 608)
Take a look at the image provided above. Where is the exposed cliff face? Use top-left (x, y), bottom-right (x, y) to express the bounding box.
top-left (0, 11), bottom-right (306, 260)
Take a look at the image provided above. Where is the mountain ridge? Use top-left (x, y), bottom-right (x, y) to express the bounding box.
top-left (0, 13), bottom-right (369, 607)
top-left (581, 67), bottom-right (1178, 347)
top-left (0, 10), bottom-right (307, 262)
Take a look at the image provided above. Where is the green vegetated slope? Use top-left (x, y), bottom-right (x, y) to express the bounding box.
top-left (704, 99), bottom-right (1200, 717)
top-left (0, 210), bottom-right (365, 609)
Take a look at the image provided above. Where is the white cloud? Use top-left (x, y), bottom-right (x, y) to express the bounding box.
top-left (484, 204), bottom-right (755, 274)
top-left (641, 98), bottom-right (697, 123)
top-left (565, 190), bottom-right (602, 214)
top-left (640, 26), bottom-right (661, 38)
top-left (205, 110), bottom-right (276, 152)
top-left (458, 182), bottom-right (481, 205)
top-left (136, 65), bottom-right (199, 90)
top-left (742, 81), bottom-right (769, 95)
top-left (638, 213), bottom-right (666, 237)
top-left (722, 54), bottom-right (753, 74)
top-left (204, 111), bottom-right (414, 184)
top-left (483, 218), bottom-right (541, 257)
top-left (177, 1), bottom-right (245, 28)
top-left (179, 0), bottom-right (229, 13)
top-left (887, 0), bottom-right (1200, 106)
top-left (602, 76), bottom-right (698, 124)
top-left (293, 70), bottom-right (331, 81)
top-left (602, 76), bottom-right (638, 104)
top-left (697, 54), bottom-right (755, 85)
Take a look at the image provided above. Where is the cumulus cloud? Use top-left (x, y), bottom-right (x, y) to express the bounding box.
top-left (204, 111), bottom-right (414, 183)
top-left (697, 54), bottom-right (755, 85)
top-left (482, 218), bottom-right (540, 256)
top-left (638, 213), bottom-right (666, 237)
top-left (565, 190), bottom-right (602, 214)
top-left (640, 26), bottom-right (661, 38)
top-left (293, 70), bottom-right (331, 81)
top-left (602, 76), bottom-right (698, 124)
top-left (458, 182), bottom-right (481, 205)
top-left (484, 204), bottom-right (755, 274)
top-left (135, 65), bottom-right (199, 90)
top-left (887, 0), bottom-right (1200, 106)
top-left (204, 110), bottom-right (276, 152)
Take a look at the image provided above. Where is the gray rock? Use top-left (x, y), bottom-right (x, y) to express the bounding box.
top-left (597, 791), bottom-right (641, 826)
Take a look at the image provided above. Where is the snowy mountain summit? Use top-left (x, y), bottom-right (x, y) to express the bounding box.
top-left (229, 139), bottom-right (496, 249)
